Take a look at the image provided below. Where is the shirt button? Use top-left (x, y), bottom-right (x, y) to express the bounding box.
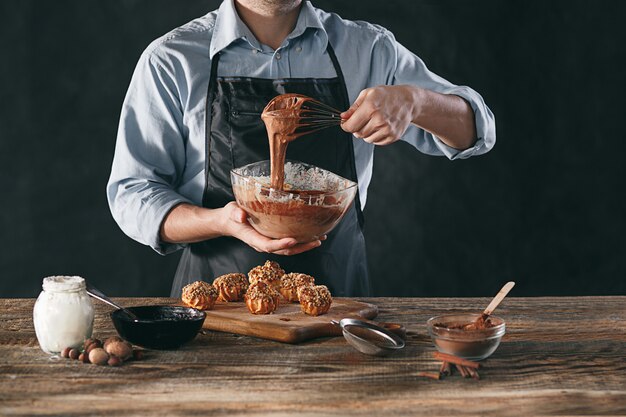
top-left (252, 49), bottom-right (258, 54)
top-left (295, 46), bottom-right (302, 53)
top-left (275, 52), bottom-right (281, 60)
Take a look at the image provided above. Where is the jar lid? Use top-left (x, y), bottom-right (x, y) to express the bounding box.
top-left (42, 276), bottom-right (86, 292)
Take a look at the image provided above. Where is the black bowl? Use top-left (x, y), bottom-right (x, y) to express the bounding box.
top-left (110, 306), bottom-right (206, 350)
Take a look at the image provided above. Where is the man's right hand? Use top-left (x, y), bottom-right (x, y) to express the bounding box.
top-left (160, 202), bottom-right (323, 256)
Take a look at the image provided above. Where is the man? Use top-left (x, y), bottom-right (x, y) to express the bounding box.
top-left (107, 0), bottom-right (496, 297)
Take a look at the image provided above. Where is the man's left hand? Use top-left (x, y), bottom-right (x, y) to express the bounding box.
top-left (340, 85), bottom-right (417, 146)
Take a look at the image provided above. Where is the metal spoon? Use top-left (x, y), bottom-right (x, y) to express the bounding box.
top-left (85, 284), bottom-right (139, 322)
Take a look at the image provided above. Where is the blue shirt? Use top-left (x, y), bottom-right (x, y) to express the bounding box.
top-left (107, 0), bottom-right (496, 255)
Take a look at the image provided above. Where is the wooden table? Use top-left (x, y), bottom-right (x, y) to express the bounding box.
top-left (1, 297), bottom-right (625, 416)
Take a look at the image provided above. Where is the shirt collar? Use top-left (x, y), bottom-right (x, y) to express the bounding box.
top-left (209, 0), bottom-right (328, 58)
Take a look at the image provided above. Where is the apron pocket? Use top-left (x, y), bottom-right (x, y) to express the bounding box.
top-left (229, 108), bottom-right (269, 168)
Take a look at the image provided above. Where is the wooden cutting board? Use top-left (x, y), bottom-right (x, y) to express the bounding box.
top-left (201, 298), bottom-right (378, 343)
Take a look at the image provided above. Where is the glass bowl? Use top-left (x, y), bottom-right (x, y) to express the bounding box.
top-left (426, 314), bottom-right (506, 361)
top-left (231, 160), bottom-right (357, 242)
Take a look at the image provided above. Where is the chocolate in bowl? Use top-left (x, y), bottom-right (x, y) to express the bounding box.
top-left (426, 314), bottom-right (506, 361)
top-left (231, 160), bottom-right (357, 242)
top-left (111, 306), bottom-right (206, 350)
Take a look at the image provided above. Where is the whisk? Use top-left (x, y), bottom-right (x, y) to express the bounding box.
top-left (262, 94), bottom-right (343, 136)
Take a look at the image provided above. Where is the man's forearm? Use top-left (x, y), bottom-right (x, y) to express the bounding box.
top-left (160, 203), bottom-right (226, 244)
top-left (409, 86), bottom-right (477, 150)
top-left (158, 201), bottom-right (322, 256)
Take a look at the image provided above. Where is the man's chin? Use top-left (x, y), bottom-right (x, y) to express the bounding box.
top-left (237, 0), bottom-right (302, 16)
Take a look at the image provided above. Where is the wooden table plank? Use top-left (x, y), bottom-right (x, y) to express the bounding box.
top-left (1, 297), bottom-right (624, 416)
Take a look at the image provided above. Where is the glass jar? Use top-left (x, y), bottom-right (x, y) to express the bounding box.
top-left (33, 276), bottom-right (95, 354)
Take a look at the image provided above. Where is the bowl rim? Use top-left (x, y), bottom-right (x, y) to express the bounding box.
top-left (110, 305), bottom-right (206, 324)
top-left (426, 313), bottom-right (506, 338)
top-left (230, 160), bottom-right (358, 196)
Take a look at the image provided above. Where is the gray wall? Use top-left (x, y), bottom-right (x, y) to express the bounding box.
top-left (1, 0), bottom-right (624, 297)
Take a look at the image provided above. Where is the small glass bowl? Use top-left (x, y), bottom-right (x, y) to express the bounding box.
top-left (426, 314), bottom-right (506, 361)
top-left (231, 160), bottom-right (357, 242)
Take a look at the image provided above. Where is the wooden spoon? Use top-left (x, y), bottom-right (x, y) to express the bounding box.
top-left (475, 281), bottom-right (515, 328)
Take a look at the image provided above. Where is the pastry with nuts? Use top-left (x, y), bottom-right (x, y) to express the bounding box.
top-left (244, 281), bottom-right (281, 315)
top-left (248, 260), bottom-right (284, 290)
top-left (213, 273), bottom-right (249, 302)
top-left (181, 280), bottom-right (219, 310)
top-left (279, 272), bottom-right (315, 302)
top-left (298, 285), bottom-right (332, 316)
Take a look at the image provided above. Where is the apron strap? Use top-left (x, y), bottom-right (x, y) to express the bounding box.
top-left (326, 44), bottom-right (366, 229)
top-left (202, 52), bottom-right (222, 206)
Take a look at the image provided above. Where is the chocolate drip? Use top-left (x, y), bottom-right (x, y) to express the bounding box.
top-left (261, 94), bottom-right (341, 190)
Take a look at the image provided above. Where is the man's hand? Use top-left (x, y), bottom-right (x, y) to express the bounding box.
top-left (340, 85), bottom-right (416, 146)
top-left (160, 202), bottom-right (324, 256)
top-left (340, 85), bottom-right (477, 150)
top-left (221, 202), bottom-right (324, 256)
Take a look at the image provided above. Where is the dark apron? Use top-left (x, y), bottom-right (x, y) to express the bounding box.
top-left (171, 43), bottom-right (370, 298)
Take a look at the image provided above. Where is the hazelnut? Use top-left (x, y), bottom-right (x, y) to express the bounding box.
top-left (105, 340), bottom-right (133, 361)
top-left (88, 348), bottom-right (109, 366)
top-left (85, 342), bottom-right (98, 354)
top-left (132, 350), bottom-right (144, 361)
top-left (103, 336), bottom-right (124, 350)
top-left (84, 340), bottom-right (102, 354)
top-left (83, 338), bottom-right (102, 351)
top-left (61, 347), bottom-right (71, 358)
top-left (107, 356), bottom-right (122, 367)
top-left (69, 348), bottom-right (80, 360)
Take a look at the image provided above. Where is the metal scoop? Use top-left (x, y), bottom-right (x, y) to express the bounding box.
top-left (332, 318), bottom-right (405, 356)
top-left (85, 283), bottom-right (139, 322)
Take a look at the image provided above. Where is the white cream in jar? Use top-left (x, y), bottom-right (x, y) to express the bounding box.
top-left (33, 276), bottom-right (95, 354)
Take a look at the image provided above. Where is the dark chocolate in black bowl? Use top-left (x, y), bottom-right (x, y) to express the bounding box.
top-left (111, 306), bottom-right (206, 350)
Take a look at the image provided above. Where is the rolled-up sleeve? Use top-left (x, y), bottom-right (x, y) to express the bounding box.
top-left (382, 31), bottom-right (496, 159)
top-left (107, 50), bottom-right (192, 255)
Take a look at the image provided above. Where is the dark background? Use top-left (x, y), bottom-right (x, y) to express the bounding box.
top-left (1, 0), bottom-right (624, 298)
